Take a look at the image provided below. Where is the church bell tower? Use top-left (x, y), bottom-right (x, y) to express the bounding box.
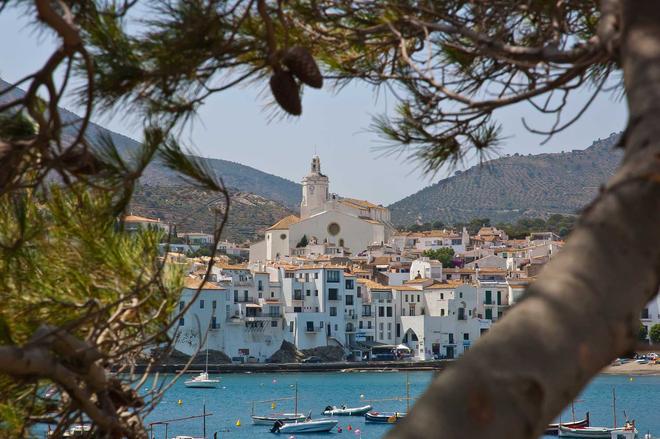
top-left (300, 155), bottom-right (329, 219)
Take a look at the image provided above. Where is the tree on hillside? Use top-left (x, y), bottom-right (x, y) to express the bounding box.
top-left (0, 1), bottom-right (658, 438)
top-left (423, 248), bottom-right (455, 268)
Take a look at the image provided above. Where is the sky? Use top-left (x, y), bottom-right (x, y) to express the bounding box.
top-left (0, 7), bottom-right (628, 205)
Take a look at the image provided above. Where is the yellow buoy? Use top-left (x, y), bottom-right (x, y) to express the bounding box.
top-left (271, 402), bottom-right (277, 410)
top-left (629, 377), bottom-right (634, 382)
top-left (177, 399), bottom-right (183, 406)
top-left (236, 419), bottom-right (241, 427)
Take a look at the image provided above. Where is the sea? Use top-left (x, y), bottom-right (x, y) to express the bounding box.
top-left (141, 372), bottom-right (660, 439)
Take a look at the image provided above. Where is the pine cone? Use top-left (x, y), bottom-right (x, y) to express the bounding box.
top-left (270, 70), bottom-right (302, 116)
top-left (282, 46), bottom-right (323, 89)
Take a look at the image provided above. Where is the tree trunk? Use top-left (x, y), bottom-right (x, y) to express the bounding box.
top-left (389, 2), bottom-right (660, 438)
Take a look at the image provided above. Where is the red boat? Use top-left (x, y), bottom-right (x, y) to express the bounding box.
top-left (544, 412), bottom-right (590, 435)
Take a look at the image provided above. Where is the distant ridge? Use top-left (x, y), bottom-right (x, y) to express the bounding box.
top-left (388, 133), bottom-right (622, 225)
top-left (0, 78), bottom-right (302, 209)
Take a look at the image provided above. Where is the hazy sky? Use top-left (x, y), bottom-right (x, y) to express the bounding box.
top-left (0, 7), bottom-right (628, 205)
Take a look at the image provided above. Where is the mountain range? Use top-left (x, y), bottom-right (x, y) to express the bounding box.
top-left (388, 133), bottom-right (622, 225)
top-left (1, 77), bottom-right (623, 241)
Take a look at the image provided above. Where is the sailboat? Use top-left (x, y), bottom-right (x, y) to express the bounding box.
top-left (251, 383), bottom-right (306, 425)
top-left (559, 389), bottom-right (638, 438)
top-left (364, 373), bottom-right (412, 423)
top-left (185, 347), bottom-right (220, 388)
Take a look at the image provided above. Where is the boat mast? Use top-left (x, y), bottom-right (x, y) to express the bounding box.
top-left (612, 388), bottom-right (617, 428)
top-left (203, 403), bottom-right (206, 438)
top-left (295, 382), bottom-right (298, 416)
top-left (205, 346), bottom-right (209, 374)
top-left (406, 372), bottom-right (410, 413)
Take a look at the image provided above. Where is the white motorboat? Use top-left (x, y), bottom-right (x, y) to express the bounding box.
top-left (185, 348), bottom-right (220, 388)
top-left (252, 413), bottom-right (307, 425)
top-left (322, 404), bottom-right (372, 416)
top-left (270, 418), bottom-right (338, 434)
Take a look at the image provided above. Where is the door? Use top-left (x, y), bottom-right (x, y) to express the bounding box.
top-left (446, 346), bottom-right (454, 359)
top-left (496, 291), bottom-right (502, 305)
top-left (485, 290), bottom-right (492, 304)
top-left (485, 308), bottom-right (493, 320)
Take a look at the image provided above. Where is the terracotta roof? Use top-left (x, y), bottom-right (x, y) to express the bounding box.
top-left (392, 285), bottom-right (422, 291)
top-left (267, 215), bottom-right (300, 231)
top-left (425, 281), bottom-right (466, 290)
top-left (124, 214), bottom-right (160, 223)
top-left (183, 277), bottom-right (225, 290)
top-left (405, 278), bottom-right (432, 284)
top-left (357, 279), bottom-right (391, 290)
top-left (339, 198), bottom-right (386, 210)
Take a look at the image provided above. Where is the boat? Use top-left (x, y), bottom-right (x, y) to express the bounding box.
top-left (559, 390), bottom-right (637, 438)
top-left (47, 424), bottom-right (92, 437)
top-left (184, 348), bottom-right (220, 388)
top-left (323, 404), bottom-right (372, 416)
top-left (558, 423), bottom-right (637, 438)
top-left (270, 417), bottom-right (338, 434)
top-left (365, 411), bottom-right (406, 423)
top-left (364, 372), bottom-right (411, 424)
top-left (545, 412), bottom-right (590, 435)
top-left (251, 382), bottom-right (306, 425)
top-left (252, 413), bottom-right (307, 425)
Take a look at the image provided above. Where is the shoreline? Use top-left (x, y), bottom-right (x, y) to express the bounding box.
top-left (134, 359), bottom-right (452, 374)
top-left (600, 361), bottom-right (660, 376)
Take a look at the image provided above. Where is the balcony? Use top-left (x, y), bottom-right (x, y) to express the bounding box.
top-left (344, 313), bottom-right (357, 320)
top-left (305, 325), bottom-right (323, 333)
top-left (328, 295), bottom-right (341, 301)
top-left (235, 297), bottom-right (257, 304)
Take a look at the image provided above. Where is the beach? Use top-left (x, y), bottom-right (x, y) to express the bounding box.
top-left (601, 361), bottom-right (660, 375)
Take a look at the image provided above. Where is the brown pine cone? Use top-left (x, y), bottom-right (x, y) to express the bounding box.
top-left (270, 70), bottom-right (302, 116)
top-left (282, 46), bottom-right (323, 89)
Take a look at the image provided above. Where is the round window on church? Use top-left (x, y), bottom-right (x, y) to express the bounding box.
top-left (327, 222), bottom-right (341, 236)
top-left (280, 233), bottom-right (287, 240)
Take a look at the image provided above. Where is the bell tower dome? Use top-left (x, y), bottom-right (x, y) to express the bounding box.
top-left (300, 155), bottom-right (329, 219)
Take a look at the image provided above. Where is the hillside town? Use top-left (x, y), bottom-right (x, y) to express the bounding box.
top-left (134, 156), bottom-right (660, 364)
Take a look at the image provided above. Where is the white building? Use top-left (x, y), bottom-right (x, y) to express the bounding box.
top-left (250, 156), bottom-right (394, 262)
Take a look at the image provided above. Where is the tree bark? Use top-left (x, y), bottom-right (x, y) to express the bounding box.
top-left (389, 2), bottom-right (660, 438)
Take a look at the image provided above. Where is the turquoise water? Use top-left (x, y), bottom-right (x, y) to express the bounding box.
top-left (144, 372), bottom-right (660, 438)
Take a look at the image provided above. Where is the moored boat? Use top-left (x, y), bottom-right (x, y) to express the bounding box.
top-left (545, 413), bottom-right (590, 435)
top-left (364, 411), bottom-right (406, 423)
top-left (558, 422), bottom-right (638, 438)
top-left (252, 413), bottom-right (307, 425)
top-left (270, 418), bottom-right (338, 434)
top-left (322, 404), bottom-right (372, 416)
top-left (184, 371), bottom-right (220, 388)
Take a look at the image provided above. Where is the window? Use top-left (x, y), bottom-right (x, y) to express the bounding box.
top-left (345, 279), bottom-right (354, 289)
top-left (234, 290), bottom-right (238, 302)
top-left (294, 289), bottom-right (303, 300)
top-left (212, 300), bottom-right (217, 309)
top-left (315, 306), bottom-right (319, 312)
top-left (320, 321), bottom-right (324, 327)
top-left (327, 270), bottom-right (340, 283)
top-left (294, 306), bottom-right (302, 312)
top-left (199, 300), bottom-right (204, 309)
top-left (345, 295), bottom-right (354, 305)
top-left (387, 322), bottom-right (392, 331)
top-left (440, 293), bottom-right (444, 300)
top-left (306, 289), bottom-right (311, 296)
top-left (459, 292), bottom-right (463, 298)
top-left (271, 320), bottom-right (278, 327)
top-left (315, 273), bottom-right (319, 279)
top-left (306, 321), bottom-right (314, 332)
top-left (379, 322), bottom-right (384, 330)
top-left (464, 333), bottom-right (470, 341)
top-left (271, 291), bottom-right (275, 298)
top-left (314, 290), bottom-right (318, 296)
top-left (339, 238), bottom-right (345, 247)
top-left (359, 321), bottom-right (363, 329)
top-left (327, 222), bottom-right (341, 236)
top-left (417, 295), bottom-right (420, 302)
top-left (378, 307), bottom-right (384, 317)
top-left (244, 290), bottom-right (248, 302)
top-left (642, 308), bottom-right (650, 319)
top-left (280, 233), bottom-right (287, 240)
top-left (289, 322), bottom-right (294, 332)
top-left (328, 288), bottom-right (339, 300)
top-left (402, 308), bottom-right (406, 316)
top-left (441, 309), bottom-right (445, 316)
top-left (448, 333), bottom-right (454, 344)
top-left (211, 317), bottom-right (218, 329)
top-left (362, 305), bottom-right (371, 317)
top-left (179, 318), bottom-right (185, 326)
top-left (386, 307), bottom-right (393, 317)
top-left (304, 273), bottom-right (309, 282)
top-left (330, 307), bottom-right (337, 316)
top-left (258, 280), bottom-right (263, 291)
top-left (179, 301), bottom-right (184, 311)
top-left (335, 324), bottom-right (338, 331)
top-left (405, 294), bottom-right (408, 302)
top-left (357, 287), bottom-right (361, 298)
top-left (485, 290), bottom-right (492, 304)
top-left (379, 332), bottom-right (384, 340)
top-left (396, 323), bottom-right (400, 338)
top-left (367, 321), bottom-right (372, 329)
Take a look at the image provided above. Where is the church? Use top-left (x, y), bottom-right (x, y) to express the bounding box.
top-left (250, 156), bottom-right (394, 262)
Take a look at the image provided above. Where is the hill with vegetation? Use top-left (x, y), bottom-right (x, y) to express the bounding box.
top-left (388, 133), bottom-right (622, 226)
top-left (0, 78), bottom-right (302, 210)
top-left (130, 185), bottom-right (294, 243)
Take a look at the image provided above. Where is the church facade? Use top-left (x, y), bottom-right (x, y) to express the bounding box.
top-left (250, 156), bottom-right (394, 262)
